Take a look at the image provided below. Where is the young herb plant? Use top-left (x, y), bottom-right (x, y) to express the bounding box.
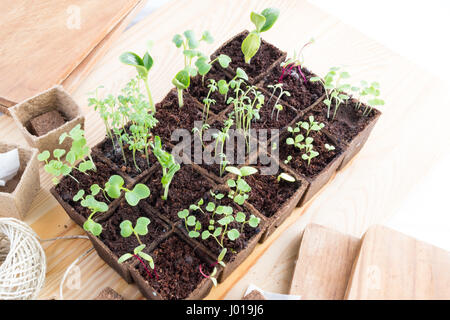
top-left (38, 124), bottom-right (96, 185)
top-left (267, 83), bottom-right (291, 120)
top-left (225, 166), bottom-right (258, 205)
top-left (241, 8), bottom-right (280, 63)
top-left (73, 188), bottom-right (108, 237)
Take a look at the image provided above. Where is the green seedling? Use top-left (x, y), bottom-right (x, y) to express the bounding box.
top-left (72, 190), bottom-right (107, 237)
top-left (151, 136), bottom-right (181, 200)
top-left (277, 172), bottom-right (296, 183)
top-left (212, 117), bottom-right (233, 177)
top-left (225, 166), bottom-right (258, 205)
top-left (241, 8), bottom-right (280, 63)
top-left (279, 38), bottom-right (314, 83)
top-left (172, 69), bottom-right (190, 107)
top-left (38, 124), bottom-right (96, 185)
top-left (235, 211), bottom-right (261, 233)
top-left (119, 51), bottom-right (155, 113)
top-left (104, 175), bottom-right (150, 206)
top-left (325, 143), bottom-right (335, 152)
top-left (267, 83), bottom-right (290, 121)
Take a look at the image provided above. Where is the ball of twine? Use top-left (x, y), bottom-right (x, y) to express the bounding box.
top-left (0, 218), bottom-right (46, 300)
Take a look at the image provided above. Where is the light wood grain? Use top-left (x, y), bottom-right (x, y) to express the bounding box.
top-left (289, 224), bottom-right (360, 299)
top-left (0, 0), bottom-right (448, 299)
top-left (345, 225), bottom-right (450, 300)
top-left (0, 0), bottom-right (139, 106)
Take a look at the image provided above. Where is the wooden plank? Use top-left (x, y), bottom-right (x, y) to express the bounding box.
top-left (0, 0), bottom-right (140, 106)
top-left (0, 0), bottom-right (448, 299)
top-left (289, 224), bottom-right (360, 300)
top-left (345, 225), bottom-right (450, 300)
top-left (62, 0), bottom-right (147, 93)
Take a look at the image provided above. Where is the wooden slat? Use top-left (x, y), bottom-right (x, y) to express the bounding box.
top-left (345, 225), bottom-right (450, 300)
top-left (0, 0), bottom-right (447, 299)
top-left (289, 224), bottom-right (360, 300)
top-left (0, 0), bottom-right (140, 106)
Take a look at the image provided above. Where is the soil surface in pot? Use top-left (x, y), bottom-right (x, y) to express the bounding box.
top-left (309, 100), bottom-right (379, 143)
top-left (100, 200), bottom-right (170, 258)
top-left (246, 162), bottom-right (302, 218)
top-left (178, 191), bottom-right (261, 263)
top-left (153, 89), bottom-right (203, 145)
top-left (187, 63), bottom-right (231, 115)
top-left (145, 164), bottom-right (213, 222)
top-left (96, 136), bottom-right (156, 179)
top-left (251, 98), bottom-right (298, 130)
top-left (55, 155), bottom-right (117, 218)
top-left (136, 233), bottom-right (213, 300)
top-left (27, 109), bottom-right (67, 136)
top-left (0, 169), bottom-right (24, 193)
top-left (279, 130), bottom-right (341, 178)
top-left (214, 31), bottom-right (284, 82)
top-left (261, 65), bottom-right (324, 111)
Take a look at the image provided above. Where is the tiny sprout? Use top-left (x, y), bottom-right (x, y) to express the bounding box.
top-left (152, 136), bottom-right (181, 200)
top-left (279, 38), bottom-right (314, 83)
top-left (118, 243), bottom-right (155, 270)
top-left (120, 217), bottom-right (150, 245)
top-left (325, 144), bottom-right (335, 151)
top-left (242, 8), bottom-right (280, 63)
top-left (277, 172), bottom-right (296, 183)
top-left (72, 191), bottom-right (107, 236)
top-left (225, 166), bottom-right (257, 205)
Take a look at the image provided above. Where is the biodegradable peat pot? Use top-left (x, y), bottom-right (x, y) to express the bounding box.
top-left (130, 231), bottom-right (219, 300)
top-left (176, 186), bottom-right (265, 282)
top-left (243, 155), bottom-right (309, 243)
top-left (307, 101), bottom-right (382, 170)
top-left (10, 85), bottom-right (84, 152)
top-left (0, 142), bottom-right (39, 219)
top-left (50, 154), bottom-right (127, 227)
top-left (211, 30), bottom-right (287, 84)
top-left (88, 201), bottom-right (171, 284)
top-left (278, 127), bottom-right (344, 207)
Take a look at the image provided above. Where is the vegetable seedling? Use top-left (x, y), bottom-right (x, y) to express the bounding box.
top-left (277, 172), bottom-right (296, 183)
top-left (104, 175), bottom-right (151, 206)
top-left (119, 51), bottom-right (155, 113)
top-left (72, 190), bottom-right (108, 237)
top-left (279, 38), bottom-right (314, 83)
top-left (151, 136), bottom-right (181, 200)
top-left (241, 7), bottom-right (280, 63)
top-left (267, 83), bottom-right (291, 120)
top-left (38, 124), bottom-right (96, 185)
top-left (225, 166), bottom-right (258, 205)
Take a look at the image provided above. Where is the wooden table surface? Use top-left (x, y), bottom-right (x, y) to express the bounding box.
top-left (0, 0), bottom-right (449, 300)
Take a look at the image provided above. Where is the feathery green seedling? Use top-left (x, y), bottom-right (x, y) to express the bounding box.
top-left (151, 136), bottom-right (181, 200)
top-left (119, 51), bottom-right (155, 113)
top-left (225, 166), bottom-right (258, 205)
top-left (279, 38), bottom-right (314, 83)
top-left (73, 190), bottom-right (107, 236)
top-left (267, 83), bottom-right (290, 120)
top-left (241, 7), bottom-right (280, 63)
top-left (310, 67), bottom-right (351, 119)
top-left (38, 124), bottom-right (96, 185)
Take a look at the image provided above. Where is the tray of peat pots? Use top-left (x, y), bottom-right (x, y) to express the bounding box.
top-left (129, 230), bottom-right (221, 300)
top-left (175, 184), bottom-right (265, 282)
top-left (307, 97), bottom-right (381, 170)
top-left (239, 154), bottom-right (309, 242)
top-left (211, 30), bottom-right (287, 85)
top-left (275, 113), bottom-right (345, 206)
top-left (88, 199), bottom-right (171, 283)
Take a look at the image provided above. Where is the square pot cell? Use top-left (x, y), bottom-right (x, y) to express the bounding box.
top-left (10, 85), bottom-right (84, 152)
top-left (0, 142), bottom-right (39, 219)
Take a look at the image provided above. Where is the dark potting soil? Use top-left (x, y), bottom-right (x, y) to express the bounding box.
top-left (55, 155), bottom-right (116, 218)
top-left (179, 191), bottom-right (261, 263)
top-left (251, 98), bottom-right (298, 130)
top-left (309, 100), bottom-right (379, 143)
top-left (153, 89), bottom-right (203, 145)
top-left (187, 64), bottom-right (231, 115)
top-left (27, 110), bottom-right (67, 136)
top-left (213, 31), bottom-right (284, 82)
top-left (246, 164), bottom-right (301, 218)
top-left (136, 234), bottom-right (213, 300)
top-left (100, 200), bottom-right (170, 258)
top-left (279, 130), bottom-right (340, 178)
top-left (96, 137), bottom-right (156, 178)
top-left (144, 164), bottom-right (213, 222)
top-left (261, 65), bottom-right (324, 111)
